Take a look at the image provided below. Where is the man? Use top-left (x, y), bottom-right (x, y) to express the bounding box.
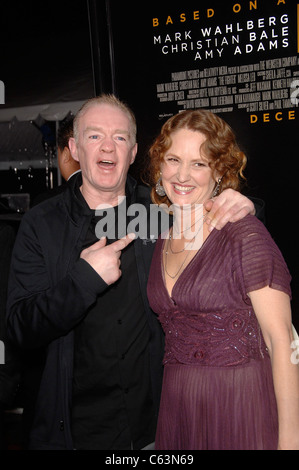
top-left (0, 222), bottom-right (21, 449)
top-left (57, 117), bottom-right (81, 183)
top-left (32, 118), bottom-right (80, 206)
top-left (6, 94), bottom-right (259, 450)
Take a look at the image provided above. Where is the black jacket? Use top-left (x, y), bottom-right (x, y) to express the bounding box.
top-left (0, 222), bottom-right (21, 408)
top-left (6, 173), bottom-right (165, 450)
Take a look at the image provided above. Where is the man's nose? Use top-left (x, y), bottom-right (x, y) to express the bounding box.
top-left (100, 136), bottom-right (115, 152)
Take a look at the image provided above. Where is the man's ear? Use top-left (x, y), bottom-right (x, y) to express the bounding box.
top-left (68, 137), bottom-right (79, 162)
top-left (61, 147), bottom-right (71, 163)
top-left (130, 143), bottom-right (138, 165)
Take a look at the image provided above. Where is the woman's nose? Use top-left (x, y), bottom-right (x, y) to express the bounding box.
top-left (177, 164), bottom-right (191, 182)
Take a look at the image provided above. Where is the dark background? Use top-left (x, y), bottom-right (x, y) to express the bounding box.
top-left (105, 0), bottom-right (299, 326)
top-left (0, 0), bottom-right (298, 326)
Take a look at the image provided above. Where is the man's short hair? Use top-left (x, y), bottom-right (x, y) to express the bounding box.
top-left (73, 94), bottom-right (137, 145)
top-left (57, 117), bottom-right (74, 150)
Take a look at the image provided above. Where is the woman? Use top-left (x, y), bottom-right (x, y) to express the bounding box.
top-left (146, 109), bottom-right (299, 450)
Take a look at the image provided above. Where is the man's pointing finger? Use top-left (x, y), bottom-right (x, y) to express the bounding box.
top-left (111, 233), bottom-right (136, 252)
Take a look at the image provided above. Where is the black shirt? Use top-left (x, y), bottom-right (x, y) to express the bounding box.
top-left (71, 185), bottom-right (156, 450)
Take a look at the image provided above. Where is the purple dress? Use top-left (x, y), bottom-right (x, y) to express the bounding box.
top-left (147, 215), bottom-right (291, 450)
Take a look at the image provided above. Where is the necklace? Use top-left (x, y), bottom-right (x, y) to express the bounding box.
top-left (166, 212), bottom-right (208, 255)
top-left (164, 240), bottom-right (193, 279)
top-left (167, 229), bottom-right (195, 255)
top-left (173, 209), bottom-right (206, 236)
top-left (164, 213), bottom-right (208, 278)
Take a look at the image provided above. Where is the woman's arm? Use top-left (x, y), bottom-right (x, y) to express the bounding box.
top-left (249, 286), bottom-right (299, 450)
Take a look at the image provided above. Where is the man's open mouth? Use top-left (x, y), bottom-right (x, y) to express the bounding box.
top-left (97, 159), bottom-right (116, 168)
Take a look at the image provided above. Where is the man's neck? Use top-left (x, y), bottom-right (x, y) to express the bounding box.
top-left (80, 184), bottom-right (126, 209)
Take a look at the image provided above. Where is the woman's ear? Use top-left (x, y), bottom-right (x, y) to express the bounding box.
top-left (212, 176), bottom-right (223, 198)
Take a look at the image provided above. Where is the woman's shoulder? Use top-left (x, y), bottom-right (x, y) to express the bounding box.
top-left (222, 214), bottom-right (288, 272)
top-left (223, 214), bottom-right (269, 241)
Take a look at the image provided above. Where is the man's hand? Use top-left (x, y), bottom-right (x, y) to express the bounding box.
top-left (204, 189), bottom-right (255, 231)
top-left (80, 233), bottom-right (135, 285)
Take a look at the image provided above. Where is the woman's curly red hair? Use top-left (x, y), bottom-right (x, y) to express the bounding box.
top-left (145, 109), bottom-right (247, 206)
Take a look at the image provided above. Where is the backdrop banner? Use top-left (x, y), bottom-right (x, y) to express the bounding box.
top-left (93, 0), bottom-right (299, 319)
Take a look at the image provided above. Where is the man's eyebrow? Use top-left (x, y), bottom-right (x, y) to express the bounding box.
top-left (83, 126), bottom-right (103, 134)
top-left (83, 126), bottom-right (130, 135)
top-left (113, 129), bottom-right (131, 137)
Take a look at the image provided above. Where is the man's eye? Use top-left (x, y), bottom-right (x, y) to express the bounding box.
top-left (89, 135), bottom-right (99, 139)
top-left (115, 136), bottom-right (126, 141)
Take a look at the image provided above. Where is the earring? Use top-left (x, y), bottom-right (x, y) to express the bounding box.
top-left (155, 175), bottom-right (166, 197)
top-left (212, 177), bottom-right (222, 198)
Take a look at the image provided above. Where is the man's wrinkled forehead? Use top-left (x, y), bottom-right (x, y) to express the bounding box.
top-left (78, 103), bottom-right (136, 142)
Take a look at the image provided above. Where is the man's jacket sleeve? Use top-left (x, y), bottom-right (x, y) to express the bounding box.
top-left (6, 215), bottom-right (107, 350)
top-left (250, 196), bottom-right (266, 224)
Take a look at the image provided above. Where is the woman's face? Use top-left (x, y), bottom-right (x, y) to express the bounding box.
top-left (161, 128), bottom-right (218, 208)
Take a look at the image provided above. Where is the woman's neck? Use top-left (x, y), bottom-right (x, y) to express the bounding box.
top-left (172, 204), bottom-right (207, 238)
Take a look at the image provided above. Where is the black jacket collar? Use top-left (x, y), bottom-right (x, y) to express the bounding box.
top-left (62, 172), bottom-right (138, 226)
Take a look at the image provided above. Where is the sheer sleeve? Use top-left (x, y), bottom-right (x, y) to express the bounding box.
top-left (230, 215), bottom-right (292, 301)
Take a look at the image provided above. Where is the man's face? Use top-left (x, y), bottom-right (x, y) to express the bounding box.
top-left (69, 104), bottom-right (137, 206)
